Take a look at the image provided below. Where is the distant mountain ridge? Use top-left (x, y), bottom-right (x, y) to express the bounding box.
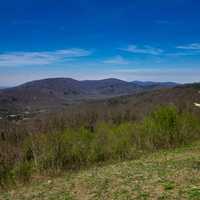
top-left (0, 86), bottom-right (8, 90)
top-left (0, 78), bottom-right (178, 113)
top-left (11, 78), bottom-right (178, 91)
top-left (131, 81), bottom-right (178, 87)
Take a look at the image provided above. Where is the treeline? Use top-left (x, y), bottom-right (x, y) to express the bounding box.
top-left (1, 105), bottom-right (200, 188)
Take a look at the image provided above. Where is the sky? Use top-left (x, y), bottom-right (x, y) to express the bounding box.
top-left (0, 0), bottom-right (200, 86)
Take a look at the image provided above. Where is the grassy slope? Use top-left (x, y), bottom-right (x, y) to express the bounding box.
top-left (2, 143), bottom-right (200, 200)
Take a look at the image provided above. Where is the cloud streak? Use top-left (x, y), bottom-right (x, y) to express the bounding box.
top-left (165, 52), bottom-right (200, 56)
top-left (119, 45), bottom-right (163, 55)
top-left (0, 48), bottom-right (92, 66)
top-left (103, 55), bottom-right (129, 65)
top-left (177, 43), bottom-right (200, 50)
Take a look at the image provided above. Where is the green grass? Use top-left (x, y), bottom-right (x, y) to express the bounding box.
top-left (1, 142), bottom-right (200, 200)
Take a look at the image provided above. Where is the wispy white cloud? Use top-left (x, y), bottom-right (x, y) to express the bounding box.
top-left (0, 48), bottom-right (92, 66)
top-left (177, 43), bottom-right (200, 50)
top-left (103, 55), bottom-right (130, 65)
top-left (119, 45), bottom-right (163, 55)
top-left (166, 51), bottom-right (200, 56)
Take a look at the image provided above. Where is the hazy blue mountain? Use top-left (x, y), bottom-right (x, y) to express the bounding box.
top-left (0, 86), bottom-right (8, 90)
top-left (131, 81), bottom-right (178, 87)
top-left (0, 78), bottom-right (179, 112)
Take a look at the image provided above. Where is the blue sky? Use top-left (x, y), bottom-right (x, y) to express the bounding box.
top-left (0, 0), bottom-right (200, 86)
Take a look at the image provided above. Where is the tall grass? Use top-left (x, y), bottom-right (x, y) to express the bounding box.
top-left (1, 105), bottom-right (200, 187)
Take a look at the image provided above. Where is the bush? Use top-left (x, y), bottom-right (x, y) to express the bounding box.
top-left (14, 161), bottom-right (32, 183)
top-left (141, 106), bottom-right (179, 149)
top-left (138, 106), bottom-right (200, 150)
top-left (0, 162), bottom-right (14, 188)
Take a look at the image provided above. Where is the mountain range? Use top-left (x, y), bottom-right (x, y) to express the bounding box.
top-left (0, 78), bottom-right (178, 113)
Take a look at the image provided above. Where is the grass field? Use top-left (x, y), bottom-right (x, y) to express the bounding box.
top-left (1, 142), bottom-right (200, 200)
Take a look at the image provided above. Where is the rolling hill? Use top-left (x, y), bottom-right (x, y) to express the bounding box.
top-left (0, 78), bottom-right (178, 114)
top-left (83, 82), bottom-right (200, 120)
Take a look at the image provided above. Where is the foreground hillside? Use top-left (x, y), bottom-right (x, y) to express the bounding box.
top-left (1, 142), bottom-right (200, 200)
top-left (1, 105), bottom-right (200, 199)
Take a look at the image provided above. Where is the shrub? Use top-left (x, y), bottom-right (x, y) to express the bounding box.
top-left (0, 162), bottom-right (14, 188)
top-left (138, 105), bottom-right (200, 150)
top-left (14, 161), bottom-right (32, 183)
top-left (141, 105), bottom-right (179, 149)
